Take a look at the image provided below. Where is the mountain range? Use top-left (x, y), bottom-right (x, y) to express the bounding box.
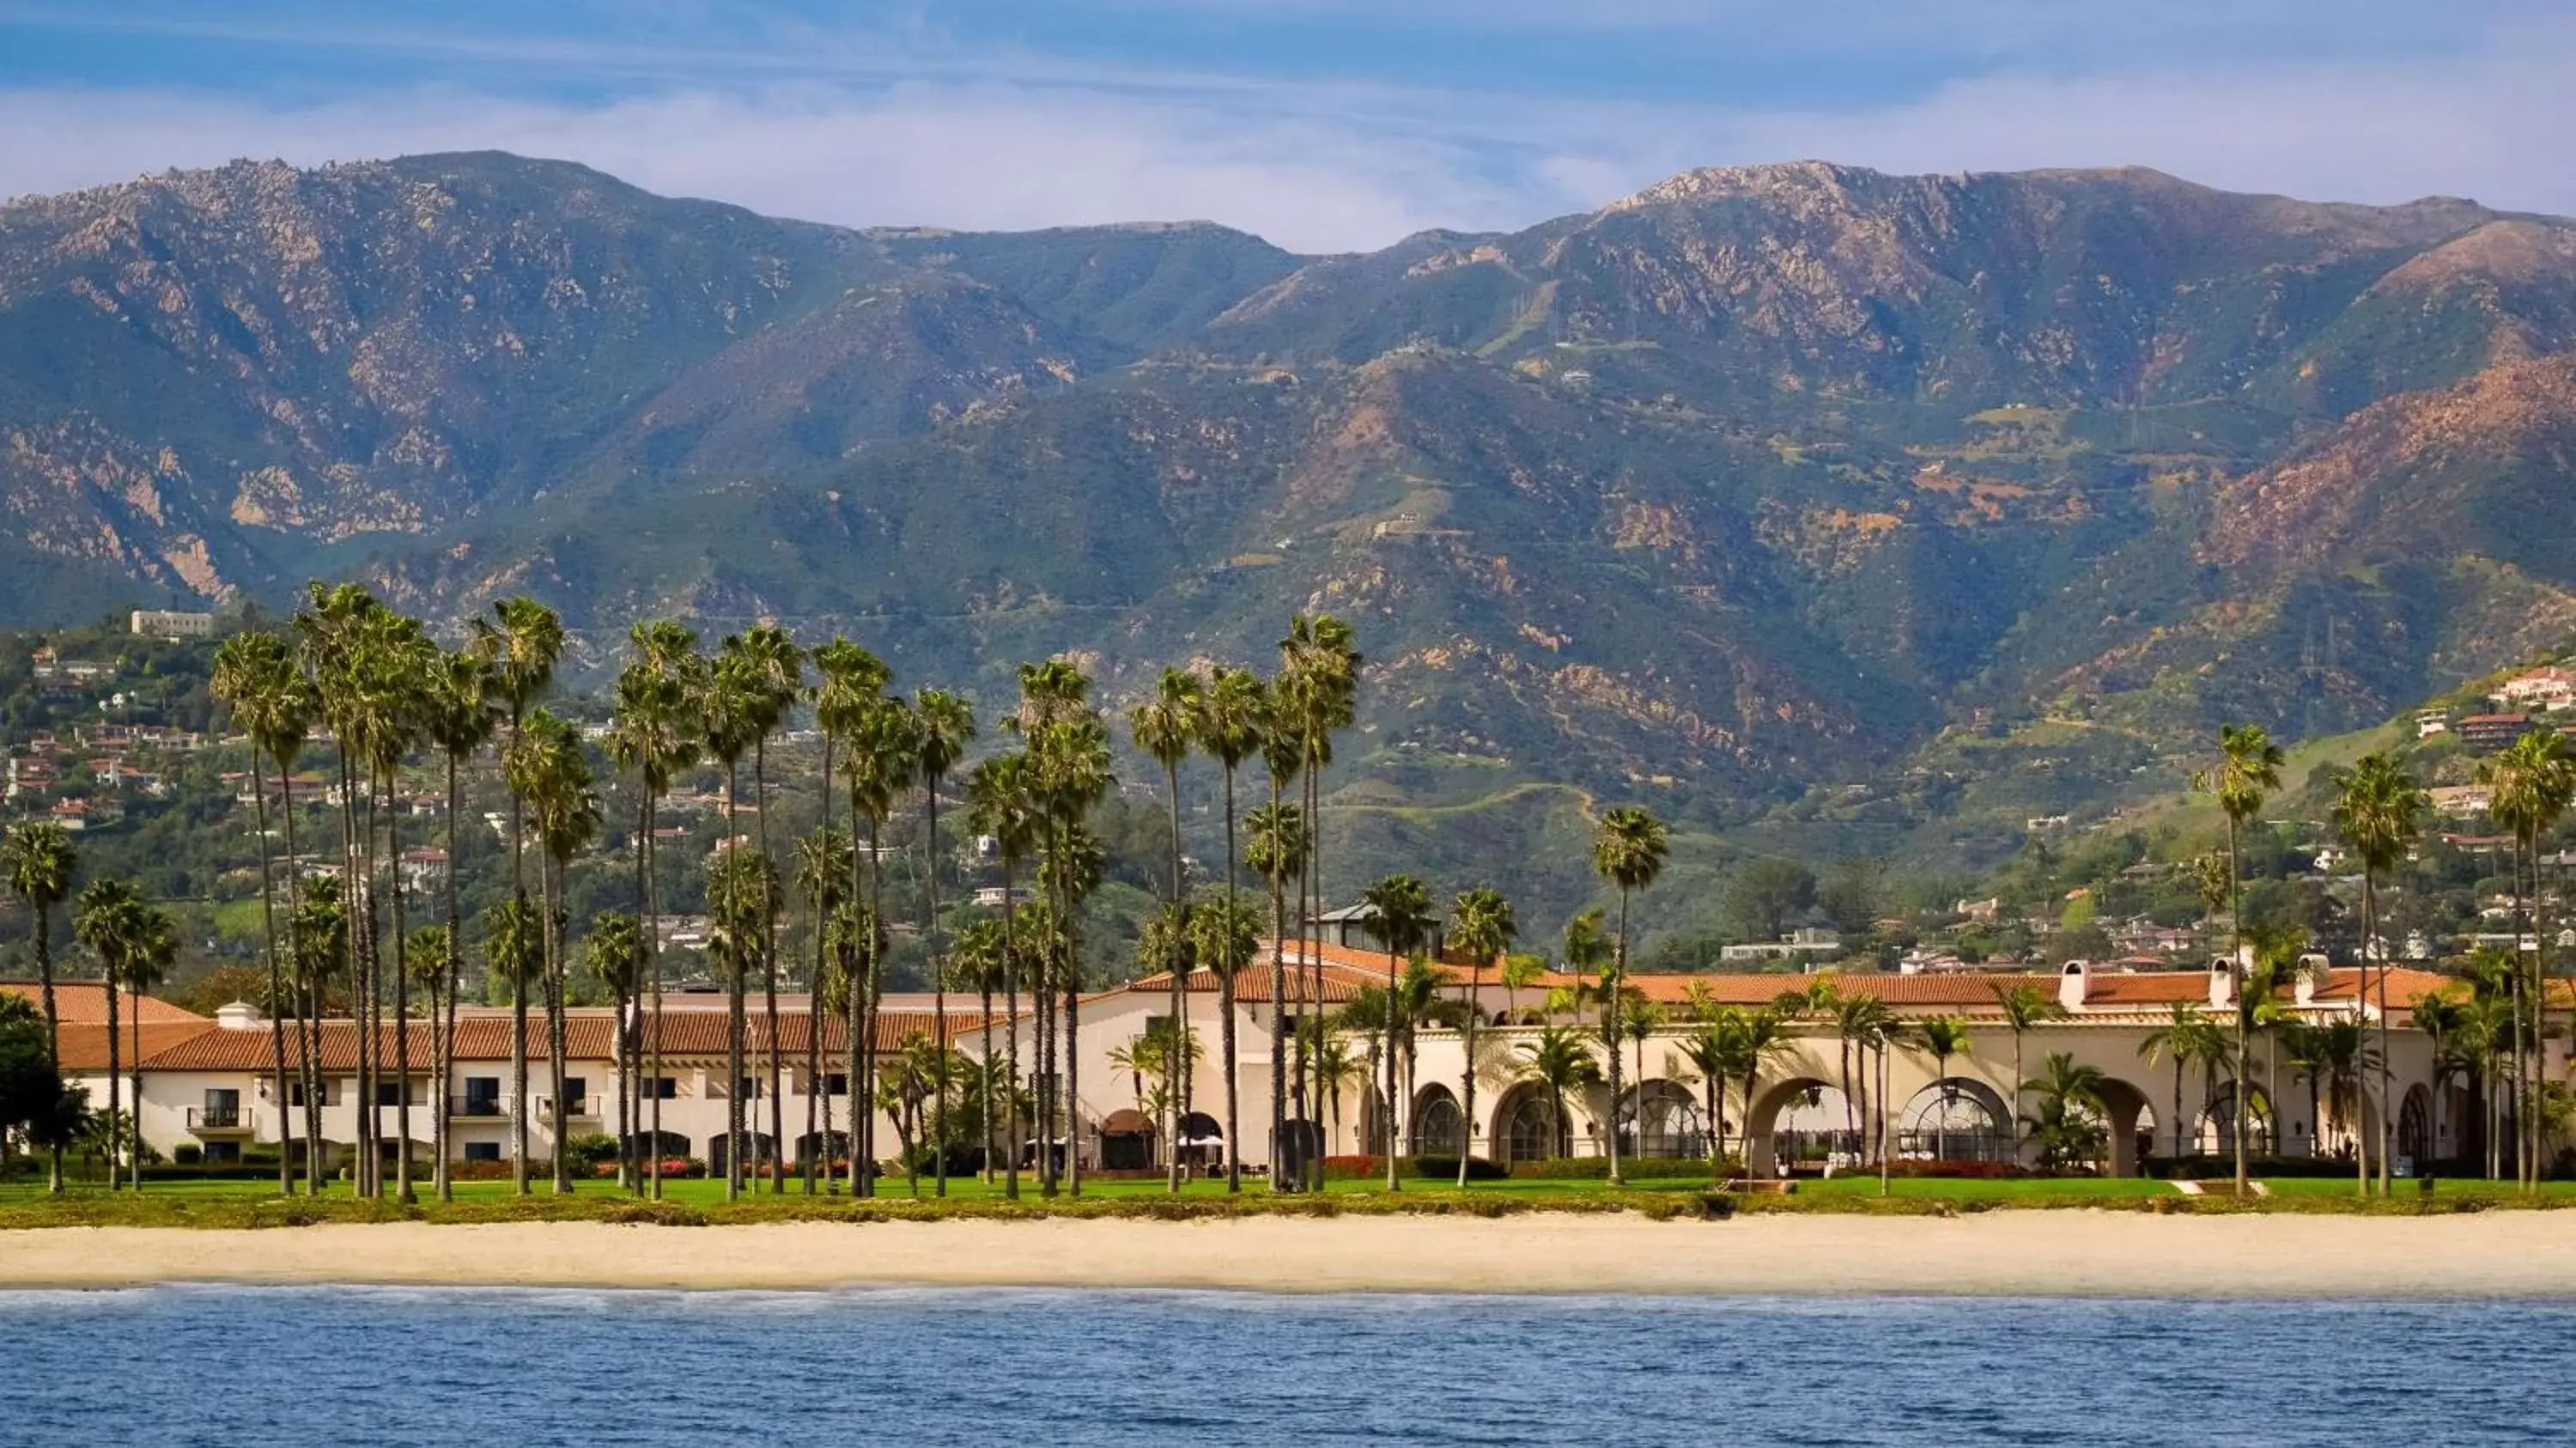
top-left (8, 151), bottom-right (2576, 916)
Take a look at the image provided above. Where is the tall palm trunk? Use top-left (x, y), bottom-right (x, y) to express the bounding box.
top-left (248, 753), bottom-right (295, 1196)
top-left (128, 990), bottom-right (143, 1193)
top-left (509, 703), bottom-right (532, 1197)
top-left (440, 747), bottom-right (463, 1201)
top-left (386, 771), bottom-right (416, 1203)
top-left (2227, 812), bottom-right (2250, 1194)
top-left (724, 768), bottom-right (744, 1202)
top-left (856, 816), bottom-right (882, 1197)
top-left (928, 782), bottom-right (950, 1199)
top-left (1218, 764), bottom-right (1242, 1193)
top-left (756, 739), bottom-right (785, 1194)
top-left (1003, 865), bottom-right (1023, 1201)
top-left (1605, 886), bottom-right (1630, 1187)
top-left (1163, 757), bottom-right (1186, 1194)
top-left (105, 965), bottom-right (121, 1190)
top-left (544, 848), bottom-right (570, 1194)
top-left (644, 793), bottom-right (665, 1201)
top-left (31, 897), bottom-right (61, 1193)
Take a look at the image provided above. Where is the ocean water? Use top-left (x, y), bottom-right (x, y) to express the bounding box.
top-left (0, 1286), bottom-right (2562, 1445)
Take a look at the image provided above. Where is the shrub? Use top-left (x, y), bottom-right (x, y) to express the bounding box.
top-left (566, 1133), bottom-right (619, 1166)
top-left (1513, 1156), bottom-right (1738, 1181)
top-left (173, 1145), bottom-right (204, 1165)
top-left (1408, 1154), bottom-right (1510, 1182)
top-left (1881, 1160), bottom-right (2032, 1180)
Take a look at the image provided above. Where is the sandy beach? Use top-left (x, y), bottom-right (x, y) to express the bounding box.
top-left (7, 1212), bottom-right (2576, 1296)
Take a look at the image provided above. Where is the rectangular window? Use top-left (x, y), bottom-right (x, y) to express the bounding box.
top-left (562, 1076), bottom-right (587, 1109)
top-left (824, 1074), bottom-right (848, 1097)
top-left (464, 1141), bottom-right (500, 1162)
top-left (652, 1077), bottom-right (678, 1100)
top-left (376, 1081), bottom-right (404, 1107)
top-left (738, 1076), bottom-right (762, 1100)
top-left (204, 1141), bottom-right (241, 1164)
top-left (289, 1083), bottom-right (332, 1107)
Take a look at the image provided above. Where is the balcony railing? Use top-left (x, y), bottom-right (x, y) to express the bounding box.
top-left (534, 1096), bottom-right (598, 1119)
top-left (186, 1105), bottom-right (251, 1133)
top-left (447, 1095), bottom-right (511, 1118)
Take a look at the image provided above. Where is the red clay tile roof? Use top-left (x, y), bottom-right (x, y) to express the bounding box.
top-left (3, 981), bottom-right (207, 1025)
top-left (127, 1007), bottom-right (991, 1071)
top-left (55, 1021), bottom-right (222, 1073)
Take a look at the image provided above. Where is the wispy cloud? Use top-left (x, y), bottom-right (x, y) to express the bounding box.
top-left (0, 4), bottom-right (2572, 251)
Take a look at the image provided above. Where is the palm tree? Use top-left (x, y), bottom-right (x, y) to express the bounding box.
top-left (2477, 726), bottom-right (2572, 1189)
top-left (2023, 1052), bottom-right (2111, 1171)
top-left (950, 917), bottom-right (1009, 1183)
top-left (2332, 751), bottom-right (2425, 1195)
top-left (1447, 887), bottom-right (1515, 1187)
top-left (1833, 995), bottom-right (1901, 1193)
top-left (352, 615), bottom-right (434, 1202)
top-left (582, 912), bottom-right (641, 1188)
top-left (1590, 806), bottom-right (1668, 1186)
top-left (2202, 721), bottom-right (2283, 1192)
top-left (1278, 613), bottom-right (1359, 1189)
top-left (844, 697), bottom-right (920, 1196)
top-left (1356, 873), bottom-right (1432, 1190)
top-left (1191, 892), bottom-right (1262, 1193)
top-left (512, 707), bottom-right (599, 1193)
top-left (1246, 798), bottom-right (1309, 1186)
top-left (419, 647), bottom-right (492, 1201)
top-left (913, 687), bottom-right (976, 1198)
top-left (2139, 1003), bottom-right (2217, 1161)
top-left (969, 751), bottom-right (1040, 1198)
top-left (1018, 665), bottom-right (1109, 1196)
top-left (2414, 995), bottom-right (2466, 1168)
top-left (793, 827), bottom-right (854, 1195)
top-left (733, 624), bottom-right (805, 1194)
top-left (75, 878), bottom-right (144, 1189)
top-left (707, 843), bottom-right (780, 1197)
top-left (3, 822), bottom-right (78, 1192)
top-left (211, 630), bottom-right (308, 1196)
top-left (1908, 1016), bottom-right (1974, 1161)
top-left (1129, 666), bottom-right (1206, 1192)
top-left (1514, 1026), bottom-right (1601, 1159)
top-left (811, 637), bottom-right (889, 1190)
top-left (1677, 1016), bottom-right (1731, 1178)
top-left (1195, 666), bottom-right (1266, 1191)
top-left (471, 595), bottom-right (563, 1193)
top-left (623, 618), bottom-right (703, 1199)
top-left (1991, 980), bottom-right (2065, 1165)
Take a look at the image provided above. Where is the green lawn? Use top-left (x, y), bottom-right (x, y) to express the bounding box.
top-left (8, 1170), bottom-right (2576, 1224)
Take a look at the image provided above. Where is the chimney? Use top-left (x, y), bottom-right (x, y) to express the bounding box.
top-left (2058, 958), bottom-right (2089, 1012)
top-left (2208, 957), bottom-right (2237, 1010)
top-left (216, 1001), bottom-right (264, 1031)
top-left (2293, 956), bottom-right (2322, 1007)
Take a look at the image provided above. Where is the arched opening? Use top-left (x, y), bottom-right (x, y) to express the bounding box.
top-left (1625, 1080), bottom-right (1705, 1159)
top-left (1178, 1110), bottom-right (1224, 1171)
top-left (2196, 1083), bottom-right (2276, 1159)
top-left (623, 1129), bottom-right (690, 1161)
top-left (1491, 1082), bottom-right (1566, 1164)
top-left (706, 1131), bottom-right (777, 1176)
top-left (794, 1129), bottom-right (852, 1165)
top-left (1412, 1085), bottom-right (1465, 1157)
top-left (2090, 1078), bottom-right (2154, 1176)
top-left (1763, 1080), bottom-right (1860, 1175)
top-left (2397, 1086), bottom-right (2432, 1169)
top-left (1356, 1084), bottom-right (1390, 1157)
top-left (1896, 1079), bottom-right (2013, 1163)
top-left (1098, 1108), bottom-right (1157, 1171)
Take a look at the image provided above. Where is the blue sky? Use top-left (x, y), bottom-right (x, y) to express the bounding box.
top-left (2, 1), bottom-right (2572, 250)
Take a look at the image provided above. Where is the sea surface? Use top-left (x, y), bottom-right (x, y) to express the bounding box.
top-left (0, 1285), bottom-right (2561, 1445)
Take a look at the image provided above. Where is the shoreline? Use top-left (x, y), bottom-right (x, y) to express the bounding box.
top-left (10, 1213), bottom-right (2576, 1297)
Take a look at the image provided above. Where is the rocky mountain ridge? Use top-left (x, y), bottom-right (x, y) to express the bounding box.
top-left (9, 151), bottom-right (2576, 881)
